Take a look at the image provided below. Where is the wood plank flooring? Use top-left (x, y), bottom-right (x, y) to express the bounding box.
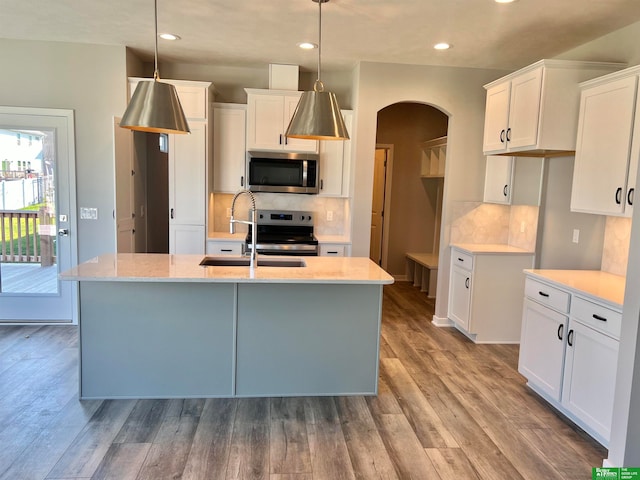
top-left (0, 281), bottom-right (607, 479)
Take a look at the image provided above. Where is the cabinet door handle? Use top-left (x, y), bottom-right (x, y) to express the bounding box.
top-left (170, 208), bottom-right (174, 219)
top-left (320, 179), bottom-right (324, 190)
top-left (500, 129), bottom-right (505, 143)
top-left (593, 314), bottom-right (607, 322)
top-left (628, 188), bottom-right (635, 206)
top-left (506, 127), bottom-right (511, 142)
top-left (458, 257), bottom-right (464, 262)
top-left (557, 323), bottom-right (564, 341)
top-left (465, 277), bottom-right (470, 289)
top-left (616, 187), bottom-right (623, 205)
top-left (538, 291), bottom-right (550, 298)
top-left (240, 175), bottom-right (244, 187)
top-left (567, 329), bottom-right (574, 347)
top-left (220, 248), bottom-right (233, 253)
top-left (279, 134), bottom-right (283, 145)
top-left (327, 251), bottom-right (338, 255)
top-left (503, 185), bottom-right (508, 197)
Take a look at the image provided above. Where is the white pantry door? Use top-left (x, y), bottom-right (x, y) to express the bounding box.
top-left (0, 107), bottom-right (77, 323)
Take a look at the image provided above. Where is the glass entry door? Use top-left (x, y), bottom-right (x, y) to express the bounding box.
top-left (0, 107), bottom-right (77, 323)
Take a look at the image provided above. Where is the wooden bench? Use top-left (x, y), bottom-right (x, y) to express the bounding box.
top-left (405, 253), bottom-right (439, 298)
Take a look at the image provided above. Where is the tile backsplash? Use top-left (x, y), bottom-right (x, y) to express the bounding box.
top-left (450, 202), bottom-right (539, 251)
top-left (210, 193), bottom-right (349, 236)
top-left (601, 216), bottom-right (632, 277)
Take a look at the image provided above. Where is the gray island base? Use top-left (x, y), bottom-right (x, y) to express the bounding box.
top-left (62, 254), bottom-right (394, 399)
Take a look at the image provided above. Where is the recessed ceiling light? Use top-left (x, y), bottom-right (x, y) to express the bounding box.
top-left (434, 43), bottom-right (451, 50)
top-left (298, 42), bottom-right (318, 50)
top-left (159, 33), bottom-right (181, 41)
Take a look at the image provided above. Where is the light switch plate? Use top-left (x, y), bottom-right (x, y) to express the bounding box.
top-left (80, 207), bottom-right (98, 220)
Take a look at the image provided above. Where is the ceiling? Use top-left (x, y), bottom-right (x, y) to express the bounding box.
top-left (2, 0), bottom-right (640, 72)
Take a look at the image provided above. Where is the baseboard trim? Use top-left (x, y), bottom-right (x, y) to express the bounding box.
top-left (393, 274), bottom-right (408, 282)
top-left (432, 315), bottom-right (453, 327)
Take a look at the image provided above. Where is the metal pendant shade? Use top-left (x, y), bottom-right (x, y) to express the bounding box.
top-left (120, 80), bottom-right (190, 134)
top-left (120, 0), bottom-right (190, 134)
top-left (286, 87), bottom-right (349, 140)
top-left (285, 0), bottom-right (349, 141)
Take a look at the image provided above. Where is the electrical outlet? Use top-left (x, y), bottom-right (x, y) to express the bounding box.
top-left (520, 221), bottom-right (526, 233)
top-left (572, 229), bottom-right (580, 243)
top-left (327, 210), bottom-right (333, 221)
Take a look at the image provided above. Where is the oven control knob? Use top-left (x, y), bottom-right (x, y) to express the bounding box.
top-left (259, 214), bottom-right (264, 219)
top-left (300, 215), bottom-right (305, 221)
top-left (308, 215), bottom-right (312, 221)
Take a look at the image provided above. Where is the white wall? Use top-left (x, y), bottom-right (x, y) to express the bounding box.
top-left (0, 39), bottom-right (128, 262)
top-left (350, 61), bottom-right (508, 319)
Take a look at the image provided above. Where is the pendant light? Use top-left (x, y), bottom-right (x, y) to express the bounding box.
top-left (286, 0), bottom-right (349, 141)
top-left (120, 0), bottom-right (190, 134)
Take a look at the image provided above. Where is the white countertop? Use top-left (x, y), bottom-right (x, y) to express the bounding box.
top-left (525, 269), bottom-right (625, 308)
top-left (451, 243), bottom-right (535, 255)
top-left (60, 253), bottom-right (394, 285)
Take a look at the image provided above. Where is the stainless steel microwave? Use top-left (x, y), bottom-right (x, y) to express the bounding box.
top-left (247, 151), bottom-right (320, 194)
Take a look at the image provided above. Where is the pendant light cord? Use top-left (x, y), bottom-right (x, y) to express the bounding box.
top-left (315, 0), bottom-right (325, 93)
top-left (153, 0), bottom-right (159, 81)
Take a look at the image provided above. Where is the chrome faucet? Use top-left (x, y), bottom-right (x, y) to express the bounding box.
top-left (230, 189), bottom-right (257, 269)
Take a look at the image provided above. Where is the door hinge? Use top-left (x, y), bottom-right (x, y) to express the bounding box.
top-left (131, 169), bottom-right (135, 176)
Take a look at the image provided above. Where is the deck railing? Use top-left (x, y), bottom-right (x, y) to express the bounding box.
top-left (0, 208), bottom-right (55, 265)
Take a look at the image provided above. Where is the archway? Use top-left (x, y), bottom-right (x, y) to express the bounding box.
top-left (370, 102), bottom-right (448, 279)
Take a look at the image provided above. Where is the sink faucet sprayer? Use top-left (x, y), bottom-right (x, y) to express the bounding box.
top-left (230, 189), bottom-right (257, 269)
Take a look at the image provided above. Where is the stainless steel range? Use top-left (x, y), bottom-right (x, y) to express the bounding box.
top-left (246, 209), bottom-right (318, 256)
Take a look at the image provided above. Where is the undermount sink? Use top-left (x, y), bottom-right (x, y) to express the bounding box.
top-left (199, 256), bottom-right (306, 268)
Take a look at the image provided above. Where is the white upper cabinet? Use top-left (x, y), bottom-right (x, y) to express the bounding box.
top-left (483, 155), bottom-right (514, 204)
top-left (571, 67), bottom-right (640, 217)
top-left (213, 103), bottom-right (247, 193)
top-left (319, 110), bottom-right (353, 197)
top-left (245, 89), bottom-right (317, 153)
top-left (482, 60), bottom-right (622, 156)
top-left (128, 78), bottom-right (210, 121)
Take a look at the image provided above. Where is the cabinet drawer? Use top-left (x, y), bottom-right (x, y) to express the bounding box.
top-left (525, 278), bottom-right (570, 313)
top-left (320, 244), bottom-right (346, 256)
top-left (206, 241), bottom-right (243, 255)
top-left (451, 250), bottom-right (473, 271)
top-left (571, 296), bottom-right (622, 339)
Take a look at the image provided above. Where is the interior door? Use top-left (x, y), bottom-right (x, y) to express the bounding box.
top-left (0, 107), bottom-right (77, 323)
top-left (113, 117), bottom-right (135, 253)
top-left (370, 148), bottom-right (387, 265)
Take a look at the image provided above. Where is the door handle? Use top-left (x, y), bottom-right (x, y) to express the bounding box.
top-left (500, 129), bottom-right (505, 143)
top-left (567, 329), bottom-right (574, 347)
top-left (557, 323), bottom-right (564, 341)
top-left (628, 188), bottom-right (634, 206)
top-left (616, 187), bottom-right (623, 205)
top-left (58, 228), bottom-right (69, 237)
top-left (465, 277), bottom-right (470, 289)
top-left (503, 185), bottom-right (508, 197)
top-left (170, 208), bottom-right (174, 219)
top-left (506, 127), bottom-right (511, 142)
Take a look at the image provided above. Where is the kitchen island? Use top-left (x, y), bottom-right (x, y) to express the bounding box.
top-left (60, 253), bottom-right (394, 399)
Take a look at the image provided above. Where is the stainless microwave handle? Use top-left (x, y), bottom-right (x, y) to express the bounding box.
top-left (302, 160), bottom-right (308, 187)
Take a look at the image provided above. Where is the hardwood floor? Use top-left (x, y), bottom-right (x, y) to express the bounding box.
top-left (0, 281), bottom-right (607, 479)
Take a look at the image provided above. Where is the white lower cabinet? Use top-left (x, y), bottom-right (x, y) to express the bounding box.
top-left (447, 246), bottom-right (534, 343)
top-left (562, 319), bottom-right (619, 442)
top-left (319, 244), bottom-right (347, 257)
top-left (519, 298), bottom-right (568, 401)
top-left (519, 274), bottom-right (621, 446)
top-left (169, 225), bottom-right (205, 255)
top-left (206, 239), bottom-right (244, 255)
